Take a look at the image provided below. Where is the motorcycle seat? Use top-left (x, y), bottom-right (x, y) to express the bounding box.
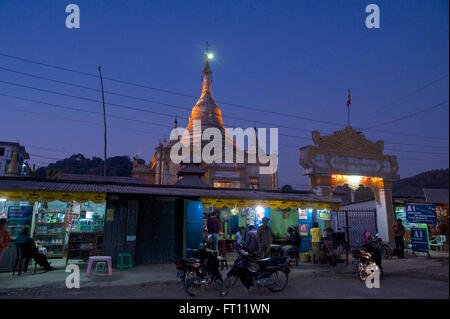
top-left (258, 256), bottom-right (288, 267)
top-left (184, 258), bottom-right (200, 264)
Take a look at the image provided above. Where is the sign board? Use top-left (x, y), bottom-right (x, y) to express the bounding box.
top-left (318, 209), bottom-right (330, 220)
top-left (7, 206), bottom-right (33, 239)
top-left (106, 208), bottom-right (114, 222)
top-left (410, 227), bottom-right (429, 253)
top-left (298, 208), bottom-right (308, 220)
top-left (299, 224), bottom-right (309, 236)
top-left (406, 204), bottom-right (437, 225)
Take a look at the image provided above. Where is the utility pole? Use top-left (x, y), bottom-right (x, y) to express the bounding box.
top-left (98, 66), bottom-right (107, 182)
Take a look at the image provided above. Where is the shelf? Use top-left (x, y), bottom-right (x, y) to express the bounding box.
top-left (40, 244), bottom-right (64, 247)
top-left (36, 233), bottom-right (65, 236)
top-left (38, 223), bottom-right (65, 225)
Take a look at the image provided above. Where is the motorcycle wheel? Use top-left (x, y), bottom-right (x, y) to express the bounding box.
top-left (184, 271), bottom-right (201, 297)
top-left (357, 262), bottom-right (369, 282)
top-left (382, 244), bottom-right (393, 259)
top-left (268, 270), bottom-right (289, 292)
top-left (221, 275), bottom-right (238, 296)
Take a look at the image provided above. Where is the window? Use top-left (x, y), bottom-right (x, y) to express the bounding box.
top-left (249, 176), bottom-right (259, 189)
top-left (0, 147), bottom-right (4, 156)
top-left (214, 181), bottom-right (231, 188)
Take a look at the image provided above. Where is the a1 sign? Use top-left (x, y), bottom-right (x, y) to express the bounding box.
top-left (406, 204), bottom-right (437, 225)
top-left (410, 228), bottom-right (429, 253)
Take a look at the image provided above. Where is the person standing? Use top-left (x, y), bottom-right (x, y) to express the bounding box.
top-left (244, 225), bottom-right (258, 255)
top-left (0, 218), bottom-right (12, 265)
top-left (257, 217), bottom-right (272, 259)
top-left (310, 223), bottom-right (322, 264)
top-left (392, 218), bottom-right (406, 258)
top-left (207, 211), bottom-right (221, 253)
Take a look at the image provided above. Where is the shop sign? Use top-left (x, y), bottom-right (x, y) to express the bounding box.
top-left (299, 224), bottom-right (309, 236)
top-left (298, 208), bottom-right (307, 219)
top-left (7, 206), bottom-right (33, 239)
top-left (318, 209), bottom-right (330, 220)
top-left (410, 227), bottom-right (429, 253)
top-left (106, 208), bottom-right (114, 221)
top-left (406, 204), bottom-right (437, 225)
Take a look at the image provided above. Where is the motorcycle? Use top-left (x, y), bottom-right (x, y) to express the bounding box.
top-left (372, 233), bottom-right (393, 259)
top-left (352, 240), bottom-right (383, 282)
top-left (221, 245), bottom-right (290, 296)
top-left (175, 245), bottom-right (223, 296)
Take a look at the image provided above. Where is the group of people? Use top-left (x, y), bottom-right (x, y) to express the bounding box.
top-left (207, 212), bottom-right (302, 259)
top-left (0, 219), bottom-right (55, 271)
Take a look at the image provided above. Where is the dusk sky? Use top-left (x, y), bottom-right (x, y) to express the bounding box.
top-left (0, 0), bottom-right (448, 188)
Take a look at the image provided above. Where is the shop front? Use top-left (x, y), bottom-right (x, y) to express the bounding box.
top-left (185, 196), bottom-right (340, 254)
top-left (0, 187), bottom-right (106, 270)
top-left (394, 199), bottom-right (448, 252)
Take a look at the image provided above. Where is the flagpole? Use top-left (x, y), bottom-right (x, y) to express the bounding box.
top-left (347, 89), bottom-right (351, 127)
top-left (348, 104), bottom-right (350, 127)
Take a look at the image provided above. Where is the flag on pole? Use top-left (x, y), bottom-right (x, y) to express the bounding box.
top-left (346, 89), bottom-right (351, 107)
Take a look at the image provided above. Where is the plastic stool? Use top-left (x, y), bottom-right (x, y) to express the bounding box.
top-left (117, 253), bottom-right (133, 270)
top-left (86, 256), bottom-right (112, 276)
top-left (94, 261), bottom-right (108, 273)
top-left (217, 256), bottom-right (228, 270)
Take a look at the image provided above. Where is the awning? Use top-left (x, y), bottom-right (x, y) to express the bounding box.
top-left (0, 189), bottom-right (106, 204)
top-left (200, 197), bottom-right (340, 210)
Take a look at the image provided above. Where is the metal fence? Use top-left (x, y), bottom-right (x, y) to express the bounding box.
top-left (332, 209), bottom-right (377, 248)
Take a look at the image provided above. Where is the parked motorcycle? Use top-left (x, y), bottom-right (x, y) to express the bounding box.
top-left (221, 245), bottom-right (290, 296)
top-left (352, 240), bottom-right (383, 281)
top-left (373, 233), bottom-right (393, 259)
top-left (175, 245), bottom-right (223, 296)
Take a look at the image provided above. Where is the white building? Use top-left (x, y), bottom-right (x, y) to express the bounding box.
top-left (0, 141), bottom-right (29, 176)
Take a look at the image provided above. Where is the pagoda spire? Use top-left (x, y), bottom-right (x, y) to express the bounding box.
top-left (201, 41), bottom-right (213, 95)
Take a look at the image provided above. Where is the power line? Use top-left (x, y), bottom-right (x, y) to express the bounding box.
top-left (359, 74), bottom-right (449, 120)
top-left (4, 51), bottom-right (448, 142)
top-left (1, 58), bottom-right (449, 142)
top-left (0, 65), bottom-right (318, 134)
top-left (365, 100), bottom-right (449, 129)
top-left (0, 52), bottom-right (346, 128)
top-left (3, 100), bottom-right (448, 159)
top-left (0, 104), bottom-right (170, 138)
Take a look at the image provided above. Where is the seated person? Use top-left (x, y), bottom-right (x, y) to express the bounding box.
top-left (282, 226), bottom-right (301, 256)
top-left (234, 226), bottom-right (246, 247)
top-left (15, 226), bottom-right (55, 272)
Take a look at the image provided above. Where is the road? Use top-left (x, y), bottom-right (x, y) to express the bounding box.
top-left (1, 262), bottom-right (448, 299)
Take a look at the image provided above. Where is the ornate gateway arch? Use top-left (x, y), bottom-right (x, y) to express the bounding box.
top-left (299, 126), bottom-right (399, 241)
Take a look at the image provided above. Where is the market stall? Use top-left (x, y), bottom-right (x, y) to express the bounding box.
top-left (199, 197), bottom-right (339, 253)
top-left (0, 188), bottom-right (106, 270)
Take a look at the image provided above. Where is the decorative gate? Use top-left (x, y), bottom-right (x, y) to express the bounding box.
top-left (332, 209), bottom-right (377, 248)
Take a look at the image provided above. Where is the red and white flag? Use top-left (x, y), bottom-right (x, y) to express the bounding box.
top-left (346, 89), bottom-right (351, 107)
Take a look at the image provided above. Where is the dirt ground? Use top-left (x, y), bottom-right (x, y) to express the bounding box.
top-left (1, 257), bottom-right (447, 299)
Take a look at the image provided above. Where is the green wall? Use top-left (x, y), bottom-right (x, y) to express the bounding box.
top-left (270, 208), bottom-right (298, 239)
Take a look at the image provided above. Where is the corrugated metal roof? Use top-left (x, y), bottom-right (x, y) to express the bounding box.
top-left (423, 188), bottom-right (449, 205)
top-left (0, 177), bottom-right (338, 204)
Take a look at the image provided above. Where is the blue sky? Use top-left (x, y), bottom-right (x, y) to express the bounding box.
top-left (0, 0), bottom-right (448, 188)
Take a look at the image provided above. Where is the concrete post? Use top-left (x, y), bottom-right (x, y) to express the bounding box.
top-left (375, 187), bottom-right (395, 243)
